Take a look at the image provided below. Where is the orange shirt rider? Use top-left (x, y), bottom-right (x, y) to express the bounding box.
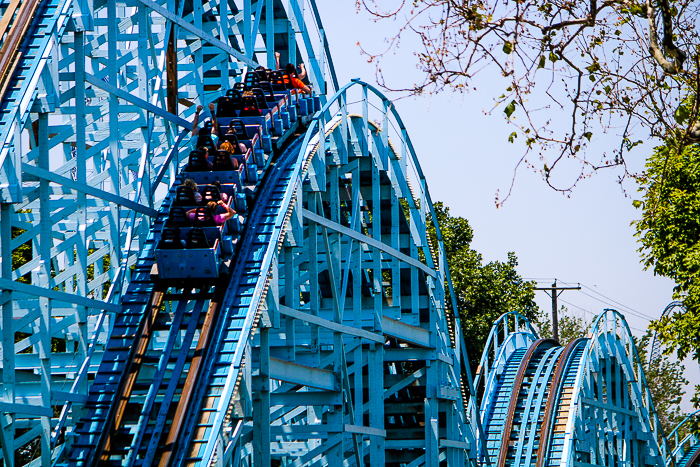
top-left (284, 63), bottom-right (312, 95)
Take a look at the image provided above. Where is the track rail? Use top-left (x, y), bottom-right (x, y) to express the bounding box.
top-left (481, 311), bottom-right (669, 467)
top-left (535, 339), bottom-right (586, 467)
top-left (0, 0), bottom-right (41, 101)
top-left (497, 339), bottom-right (557, 467)
top-left (0, 0), bottom-right (71, 166)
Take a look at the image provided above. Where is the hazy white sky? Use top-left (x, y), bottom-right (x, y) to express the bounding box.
top-left (313, 1), bottom-right (697, 408)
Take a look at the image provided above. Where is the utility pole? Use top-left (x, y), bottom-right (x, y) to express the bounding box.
top-left (534, 280), bottom-right (581, 342)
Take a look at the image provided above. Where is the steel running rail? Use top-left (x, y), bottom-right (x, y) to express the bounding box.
top-left (478, 308), bottom-right (672, 467)
top-left (558, 309), bottom-right (671, 467)
top-left (66, 190), bottom-right (173, 465)
top-left (497, 339), bottom-right (558, 467)
top-left (169, 79), bottom-right (476, 466)
top-left (534, 338), bottom-right (586, 467)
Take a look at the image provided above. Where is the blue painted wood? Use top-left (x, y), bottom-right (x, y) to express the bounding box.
top-left (479, 311), bottom-right (670, 467)
top-left (6, 0), bottom-right (677, 465)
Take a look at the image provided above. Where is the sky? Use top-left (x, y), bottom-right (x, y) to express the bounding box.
top-left (312, 1), bottom-right (698, 409)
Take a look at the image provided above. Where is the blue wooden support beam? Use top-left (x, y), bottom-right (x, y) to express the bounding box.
top-left (269, 391), bottom-right (343, 407)
top-left (0, 278), bottom-right (120, 313)
top-left (135, 0), bottom-right (258, 68)
top-left (383, 316), bottom-right (432, 348)
top-left (269, 358), bottom-right (338, 391)
top-left (0, 403), bottom-right (53, 418)
top-left (22, 163), bottom-right (158, 217)
top-left (303, 208), bottom-right (436, 278)
top-left (84, 74), bottom-right (191, 130)
top-left (279, 305), bottom-right (384, 344)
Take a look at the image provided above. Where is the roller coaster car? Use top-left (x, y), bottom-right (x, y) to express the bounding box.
top-left (222, 120), bottom-right (265, 157)
top-left (239, 96), bottom-right (262, 117)
top-left (155, 199), bottom-right (238, 279)
top-left (185, 151), bottom-right (244, 189)
top-left (226, 119), bottom-right (257, 140)
top-left (186, 150), bottom-right (211, 172)
top-left (256, 82), bottom-right (279, 105)
top-left (212, 150), bottom-right (240, 171)
top-left (244, 69), bottom-right (262, 89)
top-left (174, 185), bottom-right (198, 205)
top-left (155, 226), bottom-right (225, 279)
top-left (196, 133), bottom-right (217, 153)
top-left (220, 132), bottom-right (244, 155)
top-left (229, 120), bottom-right (268, 160)
top-left (269, 71), bottom-right (290, 91)
top-left (201, 184), bottom-right (228, 203)
top-left (249, 89), bottom-right (271, 111)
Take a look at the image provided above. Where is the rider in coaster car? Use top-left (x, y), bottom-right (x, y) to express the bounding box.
top-left (197, 146), bottom-right (214, 169)
top-left (220, 139), bottom-right (246, 156)
top-left (191, 103), bottom-right (219, 149)
top-left (275, 52), bottom-right (307, 80)
top-left (183, 179), bottom-right (202, 203)
top-left (284, 63), bottom-right (312, 95)
top-left (187, 200), bottom-right (236, 226)
top-left (213, 181), bottom-right (229, 203)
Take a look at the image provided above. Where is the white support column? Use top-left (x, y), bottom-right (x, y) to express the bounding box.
top-left (369, 342), bottom-right (385, 466)
top-left (266, 0), bottom-right (275, 69)
top-left (107, 0), bottom-right (122, 301)
top-left (244, 0), bottom-right (252, 58)
top-left (220, 0), bottom-right (230, 90)
top-left (284, 246), bottom-right (296, 361)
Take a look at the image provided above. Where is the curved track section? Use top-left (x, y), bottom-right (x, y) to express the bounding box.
top-left (478, 310), bottom-right (670, 467)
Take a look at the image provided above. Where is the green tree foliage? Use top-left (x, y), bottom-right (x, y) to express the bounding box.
top-left (359, 0), bottom-right (700, 198)
top-left (636, 331), bottom-right (688, 434)
top-left (12, 226), bottom-right (31, 284)
top-left (633, 144), bottom-right (700, 373)
top-left (428, 202), bottom-right (539, 371)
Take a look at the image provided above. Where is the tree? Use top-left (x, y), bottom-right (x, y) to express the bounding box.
top-left (637, 331), bottom-right (688, 434)
top-left (537, 306), bottom-right (687, 434)
top-left (633, 141), bottom-right (700, 410)
top-left (428, 202), bottom-right (539, 371)
top-left (358, 0), bottom-right (700, 200)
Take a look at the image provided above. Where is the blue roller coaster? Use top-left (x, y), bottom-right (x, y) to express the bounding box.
top-left (0, 1), bottom-right (697, 466)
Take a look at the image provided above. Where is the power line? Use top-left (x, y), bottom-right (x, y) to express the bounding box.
top-left (534, 281), bottom-right (581, 342)
top-left (532, 278), bottom-right (656, 322)
top-left (579, 283), bottom-right (654, 320)
top-left (558, 298), bottom-right (648, 334)
top-left (575, 289), bottom-right (652, 322)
